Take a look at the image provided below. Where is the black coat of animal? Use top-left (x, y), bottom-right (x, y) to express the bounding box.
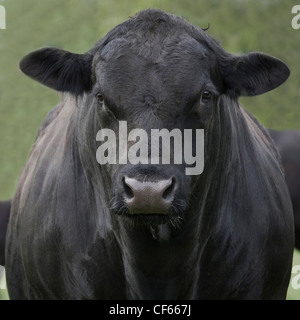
top-left (0, 201), bottom-right (11, 266)
top-left (5, 9), bottom-right (294, 299)
top-left (269, 129), bottom-right (300, 249)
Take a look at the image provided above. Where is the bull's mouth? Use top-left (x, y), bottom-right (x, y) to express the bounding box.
top-left (110, 170), bottom-right (190, 229)
top-left (110, 197), bottom-right (187, 229)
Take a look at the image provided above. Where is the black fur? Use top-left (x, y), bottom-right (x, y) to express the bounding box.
top-left (269, 129), bottom-right (300, 249)
top-left (0, 201), bottom-right (10, 266)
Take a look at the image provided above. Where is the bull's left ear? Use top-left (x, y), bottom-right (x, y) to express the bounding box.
top-left (19, 48), bottom-right (93, 95)
top-left (219, 52), bottom-right (290, 96)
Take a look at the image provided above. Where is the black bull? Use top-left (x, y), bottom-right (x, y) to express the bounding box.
top-left (0, 201), bottom-right (10, 266)
top-left (269, 129), bottom-right (300, 250)
top-left (5, 10), bottom-right (294, 299)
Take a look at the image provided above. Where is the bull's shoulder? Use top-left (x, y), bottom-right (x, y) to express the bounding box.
top-left (240, 106), bottom-right (278, 150)
top-left (36, 103), bottom-right (64, 138)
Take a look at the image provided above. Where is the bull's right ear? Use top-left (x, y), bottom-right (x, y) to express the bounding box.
top-left (19, 48), bottom-right (93, 95)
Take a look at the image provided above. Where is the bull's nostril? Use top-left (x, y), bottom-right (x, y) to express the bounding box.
top-left (123, 177), bottom-right (134, 199)
top-left (162, 177), bottom-right (176, 200)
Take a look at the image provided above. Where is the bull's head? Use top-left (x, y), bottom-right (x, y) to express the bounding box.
top-left (19, 10), bottom-right (289, 232)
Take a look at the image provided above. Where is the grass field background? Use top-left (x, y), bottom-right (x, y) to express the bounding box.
top-left (0, 0), bottom-right (299, 300)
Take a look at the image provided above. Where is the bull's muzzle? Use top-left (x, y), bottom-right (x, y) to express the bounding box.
top-left (122, 176), bottom-right (176, 214)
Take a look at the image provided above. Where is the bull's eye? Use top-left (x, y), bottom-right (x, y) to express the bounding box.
top-left (95, 92), bottom-right (104, 103)
top-left (201, 90), bottom-right (212, 102)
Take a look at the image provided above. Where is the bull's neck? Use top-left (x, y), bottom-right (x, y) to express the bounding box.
top-left (114, 217), bottom-right (201, 299)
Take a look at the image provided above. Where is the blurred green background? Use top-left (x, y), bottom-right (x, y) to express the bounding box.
top-left (0, 0), bottom-right (299, 300)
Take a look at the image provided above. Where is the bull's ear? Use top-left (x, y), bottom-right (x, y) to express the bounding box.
top-left (219, 52), bottom-right (290, 96)
top-left (19, 48), bottom-right (93, 95)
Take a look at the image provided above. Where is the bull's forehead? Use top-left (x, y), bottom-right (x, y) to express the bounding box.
top-left (98, 32), bottom-right (210, 62)
top-left (94, 35), bottom-right (217, 108)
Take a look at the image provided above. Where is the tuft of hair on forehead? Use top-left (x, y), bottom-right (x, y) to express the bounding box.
top-left (91, 9), bottom-right (222, 58)
top-left (128, 9), bottom-right (210, 34)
